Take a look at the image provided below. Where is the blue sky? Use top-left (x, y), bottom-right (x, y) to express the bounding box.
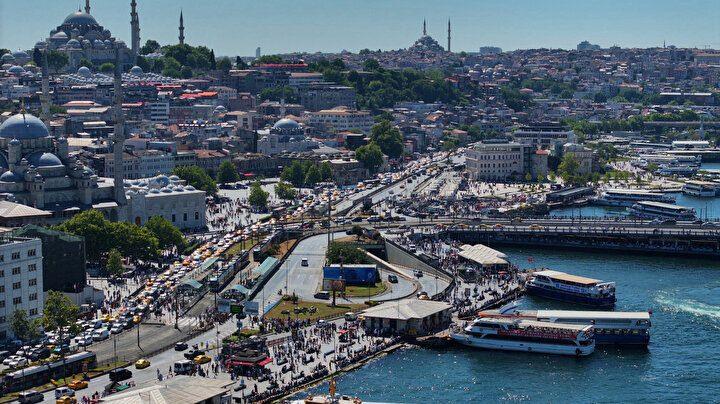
top-left (1, 0), bottom-right (719, 56)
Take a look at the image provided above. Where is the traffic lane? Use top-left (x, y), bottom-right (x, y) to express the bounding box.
top-left (44, 318), bottom-right (238, 402)
top-left (457, 224), bottom-right (720, 236)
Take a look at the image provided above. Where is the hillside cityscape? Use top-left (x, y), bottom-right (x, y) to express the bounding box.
top-left (0, 1), bottom-right (719, 403)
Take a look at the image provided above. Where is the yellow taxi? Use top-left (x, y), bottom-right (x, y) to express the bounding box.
top-left (193, 354), bottom-right (211, 365)
top-left (56, 397), bottom-right (77, 404)
top-left (135, 358), bottom-right (151, 369)
top-left (68, 379), bottom-right (88, 390)
top-left (132, 315), bottom-right (142, 324)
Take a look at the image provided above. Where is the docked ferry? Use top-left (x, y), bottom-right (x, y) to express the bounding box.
top-left (526, 270), bottom-right (616, 307)
top-left (627, 201), bottom-right (696, 220)
top-left (682, 180), bottom-right (720, 197)
top-left (594, 188), bottom-right (675, 207)
top-left (480, 310), bottom-right (651, 345)
top-left (451, 316), bottom-right (595, 356)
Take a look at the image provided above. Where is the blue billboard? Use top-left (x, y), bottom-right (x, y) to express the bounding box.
top-left (323, 264), bottom-right (378, 286)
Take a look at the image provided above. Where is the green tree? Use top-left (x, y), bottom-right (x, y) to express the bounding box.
top-left (180, 65), bottom-right (193, 78)
top-left (54, 210), bottom-right (111, 263)
top-left (140, 39), bottom-right (160, 55)
top-left (162, 56), bottom-right (182, 78)
top-left (209, 49), bottom-right (217, 70)
top-left (78, 58), bottom-right (93, 69)
top-left (173, 165), bottom-right (217, 194)
top-left (10, 309), bottom-right (41, 342)
top-left (363, 59), bottom-right (380, 71)
top-left (248, 181), bottom-right (269, 209)
top-left (259, 86), bottom-right (297, 103)
top-left (47, 50), bottom-right (69, 73)
top-left (110, 222), bottom-right (159, 262)
top-left (326, 242), bottom-right (368, 264)
top-left (558, 152), bottom-right (580, 184)
top-left (275, 181), bottom-right (297, 200)
top-left (253, 55), bottom-right (284, 65)
top-left (304, 165), bottom-right (321, 186)
top-left (106, 248), bottom-right (124, 278)
top-left (216, 161), bottom-right (240, 184)
top-left (370, 121), bottom-right (404, 158)
top-left (355, 142), bottom-right (384, 173)
top-left (235, 56), bottom-right (248, 69)
top-left (144, 216), bottom-right (186, 251)
top-left (217, 56), bottom-right (232, 72)
top-left (43, 291), bottom-right (79, 352)
top-left (280, 161), bottom-right (306, 188)
top-left (99, 62), bottom-right (115, 73)
top-left (320, 161), bottom-right (333, 181)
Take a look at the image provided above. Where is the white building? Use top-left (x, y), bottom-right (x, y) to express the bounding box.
top-left (124, 175), bottom-right (206, 230)
top-left (465, 141), bottom-right (526, 181)
top-left (307, 107), bottom-right (374, 133)
top-left (146, 101), bottom-right (170, 125)
top-left (0, 237), bottom-right (43, 340)
top-left (513, 125), bottom-right (576, 148)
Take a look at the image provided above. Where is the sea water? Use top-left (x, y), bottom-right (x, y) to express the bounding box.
top-left (297, 247), bottom-right (720, 402)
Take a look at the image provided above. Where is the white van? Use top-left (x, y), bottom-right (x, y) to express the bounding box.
top-left (92, 329), bottom-right (110, 341)
top-left (174, 359), bottom-right (194, 375)
top-left (301, 258), bottom-right (309, 267)
top-left (55, 387), bottom-right (75, 399)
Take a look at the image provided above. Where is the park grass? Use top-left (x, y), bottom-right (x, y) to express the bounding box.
top-left (223, 240), bottom-right (254, 257)
top-left (265, 299), bottom-right (365, 322)
top-left (273, 239), bottom-right (297, 258)
top-left (344, 282), bottom-right (388, 298)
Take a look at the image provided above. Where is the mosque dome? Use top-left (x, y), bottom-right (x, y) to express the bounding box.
top-left (11, 50), bottom-right (28, 59)
top-left (66, 39), bottom-right (82, 49)
top-left (185, 185), bottom-right (196, 191)
top-left (272, 118), bottom-right (301, 131)
top-left (51, 32), bottom-right (69, 40)
top-left (0, 171), bottom-right (22, 183)
top-left (34, 41), bottom-right (47, 49)
top-left (169, 175), bottom-right (180, 181)
top-left (63, 11), bottom-right (99, 26)
top-left (0, 114), bottom-right (49, 140)
top-left (129, 65), bottom-right (143, 75)
top-left (26, 152), bottom-right (63, 167)
top-left (7, 65), bottom-right (25, 75)
top-left (77, 66), bottom-right (92, 77)
top-left (82, 39), bottom-right (92, 48)
top-left (1, 53), bottom-right (15, 63)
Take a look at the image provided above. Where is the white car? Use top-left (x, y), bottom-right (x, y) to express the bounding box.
top-left (8, 357), bottom-right (28, 368)
top-left (92, 330), bottom-right (110, 341)
top-left (3, 355), bottom-right (19, 366)
top-left (110, 325), bottom-right (123, 334)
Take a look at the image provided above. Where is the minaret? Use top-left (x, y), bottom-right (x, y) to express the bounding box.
top-left (112, 47), bottom-right (127, 205)
top-left (130, 0), bottom-right (140, 62)
top-left (85, 0), bottom-right (91, 14)
top-left (178, 10), bottom-right (185, 45)
top-left (447, 19), bottom-right (451, 52)
top-left (423, 19), bottom-right (427, 36)
top-left (40, 49), bottom-right (51, 129)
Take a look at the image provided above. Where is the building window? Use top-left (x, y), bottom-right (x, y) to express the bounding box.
top-left (12, 267), bottom-right (20, 275)
top-left (27, 249), bottom-right (36, 257)
top-left (172, 214), bottom-right (176, 222)
top-left (29, 293), bottom-right (37, 301)
top-left (0, 301), bottom-right (4, 308)
top-left (29, 308), bottom-right (37, 316)
top-left (0, 255), bottom-right (4, 262)
top-left (29, 279), bottom-right (37, 287)
top-left (183, 213), bottom-right (188, 221)
top-left (12, 282), bottom-right (21, 290)
top-left (28, 264), bottom-right (36, 272)
top-left (12, 297), bottom-right (21, 305)
top-left (0, 270), bottom-right (4, 278)
top-left (0, 317), bottom-right (5, 324)
top-left (11, 252), bottom-right (20, 260)
top-left (0, 286), bottom-right (4, 293)
top-left (195, 212), bottom-right (199, 220)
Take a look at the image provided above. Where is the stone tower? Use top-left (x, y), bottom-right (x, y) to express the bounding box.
top-left (447, 19), bottom-right (451, 52)
top-left (423, 19), bottom-right (427, 36)
top-left (113, 48), bottom-right (127, 206)
top-left (85, 0), bottom-right (91, 14)
top-left (130, 0), bottom-right (140, 62)
top-left (179, 11), bottom-right (185, 45)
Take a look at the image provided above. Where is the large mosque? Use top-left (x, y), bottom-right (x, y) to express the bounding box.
top-left (34, 0), bottom-right (137, 71)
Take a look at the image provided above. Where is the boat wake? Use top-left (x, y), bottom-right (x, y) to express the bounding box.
top-left (655, 293), bottom-right (720, 322)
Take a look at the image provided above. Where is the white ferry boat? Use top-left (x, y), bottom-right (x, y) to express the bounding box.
top-left (682, 180), bottom-right (720, 197)
top-left (657, 165), bottom-right (697, 176)
top-left (594, 188), bottom-right (675, 207)
top-left (451, 316), bottom-right (595, 356)
top-left (479, 310), bottom-right (651, 345)
top-left (627, 201), bottom-right (696, 220)
top-left (526, 270), bottom-right (616, 307)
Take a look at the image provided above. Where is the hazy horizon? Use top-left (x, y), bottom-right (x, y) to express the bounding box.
top-left (1, 0), bottom-right (719, 57)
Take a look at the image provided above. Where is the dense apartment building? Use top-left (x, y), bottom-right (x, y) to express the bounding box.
top-left (0, 236), bottom-right (44, 340)
top-left (307, 107), bottom-right (374, 133)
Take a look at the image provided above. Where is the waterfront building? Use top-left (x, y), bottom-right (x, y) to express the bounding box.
top-left (464, 140), bottom-right (526, 181)
top-left (361, 300), bottom-right (451, 336)
top-left (0, 236), bottom-right (43, 340)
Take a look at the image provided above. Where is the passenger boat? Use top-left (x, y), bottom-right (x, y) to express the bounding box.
top-left (682, 180), bottom-right (720, 197)
top-left (450, 316), bottom-right (595, 356)
top-left (593, 188), bottom-right (675, 207)
top-left (526, 270), bottom-right (616, 307)
top-left (627, 201), bottom-right (696, 220)
top-left (479, 309), bottom-right (651, 345)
